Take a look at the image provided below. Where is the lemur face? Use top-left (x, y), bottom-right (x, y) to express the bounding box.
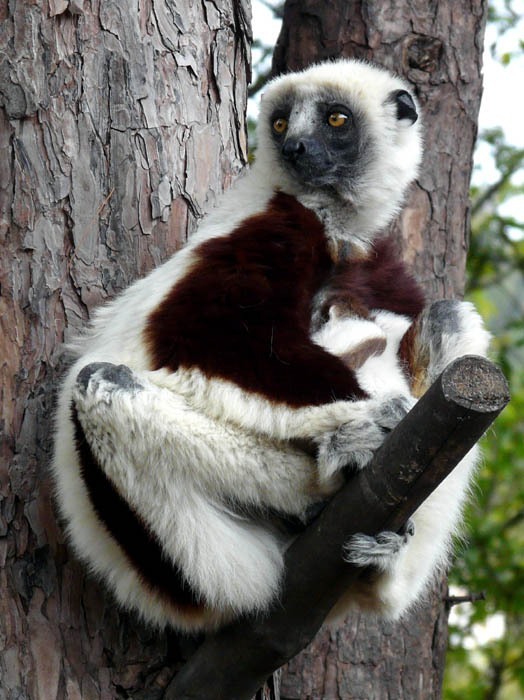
top-left (256, 60), bottom-right (422, 220)
top-left (267, 85), bottom-right (418, 193)
top-left (268, 89), bottom-right (367, 189)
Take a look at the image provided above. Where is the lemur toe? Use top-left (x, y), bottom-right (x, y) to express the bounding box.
top-left (376, 395), bottom-right (415, 433)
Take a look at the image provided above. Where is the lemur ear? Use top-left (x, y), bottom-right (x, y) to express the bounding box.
top-left (389, 89), bottom-right (418, 124)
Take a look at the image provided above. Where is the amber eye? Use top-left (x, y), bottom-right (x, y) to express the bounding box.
top-left (272, 117), bottom-right (288, 134)
top-left (328, 112), bottom-right (349, 127)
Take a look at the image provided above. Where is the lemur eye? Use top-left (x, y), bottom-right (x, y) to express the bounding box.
top-left (327, 111), bottom-right (349, 127)
top-left (272, 117), bottom-right (288, 134)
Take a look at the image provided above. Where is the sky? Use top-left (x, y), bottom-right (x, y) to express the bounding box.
top-left (472, 8), bottom-right (524, 224)
top-left (480, 7), bottom-right (524, 149)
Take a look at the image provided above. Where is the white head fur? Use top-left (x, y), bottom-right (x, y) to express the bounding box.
top-left (253, 59), bottom-right (423, 252)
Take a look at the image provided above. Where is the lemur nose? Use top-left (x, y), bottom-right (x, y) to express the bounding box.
top-left (281, 138), bottom-right (306, 161)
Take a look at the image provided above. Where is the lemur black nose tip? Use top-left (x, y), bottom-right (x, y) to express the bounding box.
top-left (281, 138), bottom-right (306, 161)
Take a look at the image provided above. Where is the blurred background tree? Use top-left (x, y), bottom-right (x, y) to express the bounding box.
top-left (445, 2), bottom-right (524, 699)
top-left (249, 1), bottom-right (524, 698)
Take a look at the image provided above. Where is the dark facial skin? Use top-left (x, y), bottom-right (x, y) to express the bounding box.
top-left (269, 89), bottom-right (417, 192)
top-left (270, 97), bottom-right (365, 190)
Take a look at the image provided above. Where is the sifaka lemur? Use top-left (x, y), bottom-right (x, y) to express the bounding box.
top-left (53, 59), bottom-right (490, 632)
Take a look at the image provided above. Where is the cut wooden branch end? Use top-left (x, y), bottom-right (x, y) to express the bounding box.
top-left (442, 354), bottom-right (510, 412)
top-left (163, 356), bottom-right (509, 700)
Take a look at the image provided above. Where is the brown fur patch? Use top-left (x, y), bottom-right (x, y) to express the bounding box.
top-left (320, 236), bottom-right (426, 322)
top-left (330, 297), bottom-right (371, 321)
top-left (339, 336), bottom-right (388, 370)
top-left (398, 319), bottom-right (429, 397)
top-left (145, 192), bottom-right (367, 406)
top-left (146, 195), bottom-right (426, 407)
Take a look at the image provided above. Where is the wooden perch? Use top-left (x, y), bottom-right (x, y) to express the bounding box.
top-left (164, 355), bottom-right (509, 700)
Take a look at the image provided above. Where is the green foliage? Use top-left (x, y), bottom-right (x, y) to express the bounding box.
top-left (468, 129), bottom-right (524, 299)
top-left (445, 374), bottom-right (524, 699)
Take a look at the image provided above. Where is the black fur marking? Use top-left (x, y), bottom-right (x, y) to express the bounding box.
top-left (71, 405), bottom-right (205, 614)
top-left (398, 518), bottom-right (416, 538)
top-left (389, 89), bottom-right (418, 124)
top-left (427, 299), bottom-right (462, 338)
top-left (224, 498), bottom-right (329, 536)
top-left (270, 94), bottom-right (366, 188)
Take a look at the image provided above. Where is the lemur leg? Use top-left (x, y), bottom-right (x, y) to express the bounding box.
top-left (336, 301), bottom-right (490, 620)
top-left (72, 362), bottom-right (323, 513)
top-left (333, 446), bottom-right (480, 620)
top-left (70, 362), bottom-right (323, 615)
top-left (405, 299), bottom-right (491, 397)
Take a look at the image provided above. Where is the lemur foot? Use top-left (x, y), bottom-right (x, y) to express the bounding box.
top-left (343, 519), bottom-right (415, 572)
top-left (72, 363), bottom-right (148, 466)
top-left (75, 362), bottom-right (143, 403)
top-left (315, 394), bottom-right (414, 483)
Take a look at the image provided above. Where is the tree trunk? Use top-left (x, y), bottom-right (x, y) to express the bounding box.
top-left (0, 1), bottom-right (250, 697)
top-left (272, 1), bottom-right (486, 698)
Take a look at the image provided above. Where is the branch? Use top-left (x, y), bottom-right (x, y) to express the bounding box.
top-left (164, 356), bottom-right (509, 700)
top-left (498, 507), bottom-right (524, 534)
top-left (445, 592), bottom-right (486, 608)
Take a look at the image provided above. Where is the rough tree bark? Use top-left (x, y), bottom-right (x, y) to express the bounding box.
top-left (271, 1), bottom-right (487, 698)
top-left (0, 1), bottom-right (250, 697)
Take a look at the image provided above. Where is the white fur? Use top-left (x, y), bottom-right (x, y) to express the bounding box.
top-left (52, 59), bottom-right (487, 631)
top-left (317, 302), bottom-right (490, 620)
top-left (313, 309), bottom-right (413, 397)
